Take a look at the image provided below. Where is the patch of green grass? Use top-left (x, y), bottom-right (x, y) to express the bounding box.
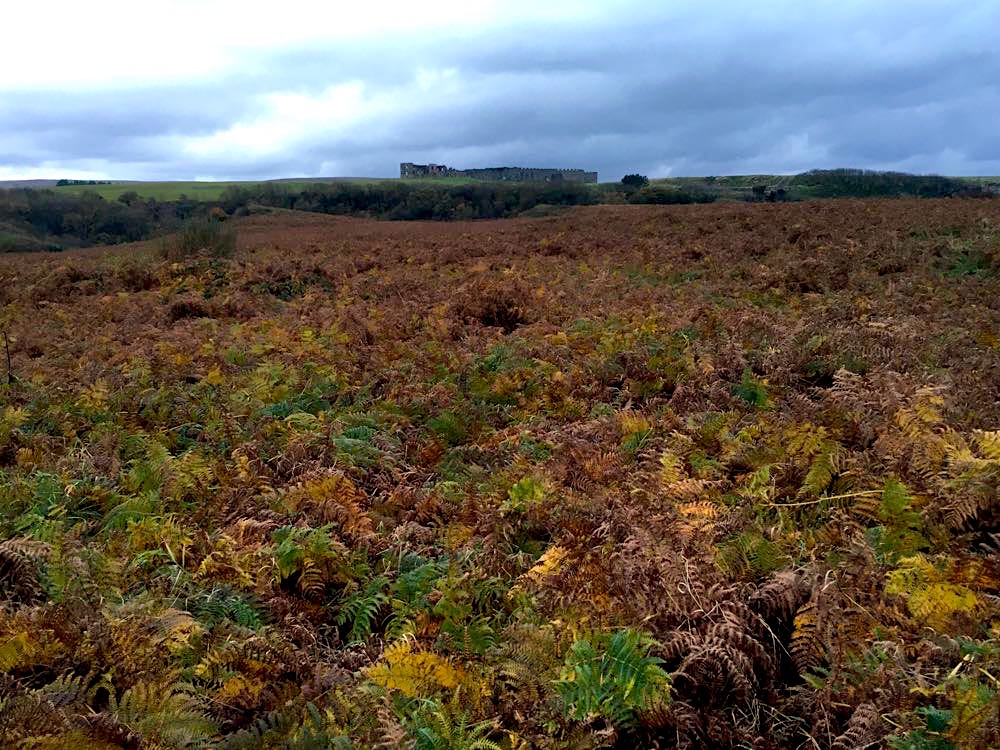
top-left (54, 179), bottom-right (383, 202)
top-left (53, 176), bottom-right (547, 203)
top-left (55, 181), bottom-right (244, 201)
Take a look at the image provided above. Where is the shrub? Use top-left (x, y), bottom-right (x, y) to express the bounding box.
top-left (629, 186), bottom-right (716, 205)
top-left (622, 173), bottom-right (649, 188)
top-left (160, 218), bottom-right (236, 261)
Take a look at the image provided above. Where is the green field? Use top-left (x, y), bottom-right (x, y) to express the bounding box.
top-left (960, 176), bottom-right (1000, 187)
top-left (53, 176), bottom-right (490, 202)
top-left (52, 180), bottom-right (348, 201)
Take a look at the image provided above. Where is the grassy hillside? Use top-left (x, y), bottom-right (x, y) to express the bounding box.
top-left (52, 180), bottom-right (336, 202)
top-left (53, 177), bottom-right (477, 202)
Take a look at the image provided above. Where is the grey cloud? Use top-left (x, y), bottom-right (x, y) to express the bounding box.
top-left (3, 1), bottom-right (999, 181)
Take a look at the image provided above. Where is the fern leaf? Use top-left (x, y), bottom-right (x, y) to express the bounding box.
top-left (790, 601), bottom-right (823, 676)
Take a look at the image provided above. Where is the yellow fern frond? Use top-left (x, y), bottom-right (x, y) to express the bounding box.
top-left (907, 584), bottom-right (978, 630)
top-left (793, 439), bottom-right (844, 499)
top-left (785, 423), bottom-right (829, 458)
top-left (974, 429), bottom-right (1000, 461)
top-left (619, 411), bottom-right (651, 438)
top-left (367, 641), bottom-right (466, 697)
top-left (0, 631), bottom-right (37, 671)
top-left (0, 406), bottom-right (28, 445)
top-left (0, 629), bottom-right (66, 671)
top-left (76, 380), bottom-right (110, 412)
top-left (665, 477), bottom-right (716, 502)
top-left (948, 680), bottom-right (998, 742)
top-left (790, 602), bottom-right (823, 675)
top-left (153, 608), bottom-right (206, 654)
top-left (895, 388), bottom-right (946, 438)
top-left (659, 449), bottom-right (685, 485)
top-left (520, 544), bottom-right (568, 586)
top-left (678, 501), bottom-right (720, 520)
top-left (171, 450), bottom-right (215, 501)
top-left (738, 464), bottom-right (774, 503)
top-left (885, 555), bottom-right (980, 630)
top-left (216, 674), bottom-right (267, 702)
top-left (195, 536), bottom-right (257, 587)
top-left (677, 500), bottom-right (721, 537)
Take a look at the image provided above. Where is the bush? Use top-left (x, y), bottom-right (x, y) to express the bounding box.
top-left (791, 169), bottom-right (972, 198)
top-left (220, 181), bottom-right (597, 221)
top-left (161, 218), bottom-right (236, 261)
top-left (629, 186), bottom-right (716, 205)
top-left (622, 174), bottom-right (649, 188)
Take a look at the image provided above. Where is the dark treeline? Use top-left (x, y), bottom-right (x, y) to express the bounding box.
top-left (219, 181), bottom-right (602, 220)
top-left (624, 185), bottom-right (717, 204)
top-left (219, 181), bottom-right (717, 218)
top-left (55, 179), bottom-right (112, 186)
top-left (0, 189), bottom-right (206, 252)
top-left (790, 169), bottom-right (980, 198)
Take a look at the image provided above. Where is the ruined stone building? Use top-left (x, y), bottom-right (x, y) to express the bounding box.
top-left (400, 163), bottom-right (598, 183)
top-left (400, 163), bottom-right (451, 178)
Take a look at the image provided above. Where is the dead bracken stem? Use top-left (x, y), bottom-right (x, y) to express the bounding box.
top-left (3, 330), bottom-right (11, 385)
top-left (767, 490), bottom-right (883, 508)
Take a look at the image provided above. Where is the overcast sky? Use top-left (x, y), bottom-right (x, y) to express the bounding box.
top-left (2, 0), bottom-right (998, 182)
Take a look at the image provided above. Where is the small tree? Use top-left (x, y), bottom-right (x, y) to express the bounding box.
top-left (621, 174), bottom-right (649, 188)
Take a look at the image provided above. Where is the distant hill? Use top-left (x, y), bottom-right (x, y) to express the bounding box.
top-left (0, 179), bottom-right (59, 189)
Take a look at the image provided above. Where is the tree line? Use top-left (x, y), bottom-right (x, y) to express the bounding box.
top-left (790, 169), bottom-right (981, 198)
top-left (0, 189), bottom-right (205, 252)
top-left (1, 170), bottom-right (991, 252)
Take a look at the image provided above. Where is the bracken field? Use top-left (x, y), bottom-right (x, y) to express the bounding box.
top-left (1, 199), bottom-right (999, 749)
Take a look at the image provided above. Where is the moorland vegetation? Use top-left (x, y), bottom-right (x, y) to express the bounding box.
top-left (0, 198), bottom-right (998, 748)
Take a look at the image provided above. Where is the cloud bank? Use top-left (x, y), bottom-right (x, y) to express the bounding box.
top-left (2, 0), bottom-right (998, 181)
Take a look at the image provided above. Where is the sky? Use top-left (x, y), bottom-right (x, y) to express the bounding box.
top-left (1, 0), bottom-right (998, 182)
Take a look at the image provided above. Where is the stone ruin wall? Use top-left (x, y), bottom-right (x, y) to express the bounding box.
top-left (400, 163), bottom-right (597, 183)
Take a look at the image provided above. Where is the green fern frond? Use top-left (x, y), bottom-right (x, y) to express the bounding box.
top-left (796, 440), bottom-right (843, 498)
top-left (188, 585), bottom-right (265, 630)
top-left (111, 681), bottom-right (218, 748)
top-left (336, 576), bottom-right (389, 643)
top-left (410, 697), bottom-right (500, 750)
top-left (716, 531), bottom-right (787, 579)
top-left (101, 490), bottom-right (162, 532)
top-left (554, 628), bottom-right (670, 728)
